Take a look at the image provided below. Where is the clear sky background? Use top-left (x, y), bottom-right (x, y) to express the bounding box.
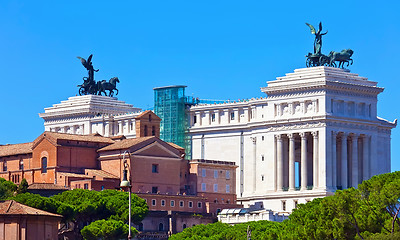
top-left (0, 1), bottom-right (399, 170)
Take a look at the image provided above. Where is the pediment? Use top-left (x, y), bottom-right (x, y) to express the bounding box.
top-left (131, 141), bottom-right (181, 158)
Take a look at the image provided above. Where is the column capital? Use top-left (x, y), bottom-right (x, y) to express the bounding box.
top-left (361, 134), bottom-right (369, 139)
top-left (299, 132), bottom-right (308, 138)
top-left (311, 131), bottom-right (318, 138)
top-left (341, 132), bottom-right (348, 138)
top-left (275, 134), bottom-right (282, 141)
top-left (250, 137), bottom-right (257, 143)
top-left (332, 131), bottom-right (339, 136)
top-left (287, 133), bottom-right (295, 139)
top-left (351, 133), bottom-right (359, 141)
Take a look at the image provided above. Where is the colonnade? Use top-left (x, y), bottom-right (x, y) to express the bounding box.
top-left (275, 131), bottom-right (370, 192)
top-left (331, 132), bottom-right (370, 189)
top-left (275, 131), bottom-right (318, 191)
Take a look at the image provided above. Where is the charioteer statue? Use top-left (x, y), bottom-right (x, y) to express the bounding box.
top-left (305, 22), bottom-right (354, 69)
top-left (77, 54), bottom-right (120, 97)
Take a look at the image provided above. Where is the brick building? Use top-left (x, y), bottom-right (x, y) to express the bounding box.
top-left (0, 200), bottom-right (62, 240)
top-left (0, 110), bottom-right (241, 236)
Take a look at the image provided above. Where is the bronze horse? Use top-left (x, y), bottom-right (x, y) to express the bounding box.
top-left (328, 49), bottom-right (354, 68)
top-left (97, 77), bottom-right (119, 97)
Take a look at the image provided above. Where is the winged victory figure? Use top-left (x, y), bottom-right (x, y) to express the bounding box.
top-left (306, 22), bottom-right (328, 55)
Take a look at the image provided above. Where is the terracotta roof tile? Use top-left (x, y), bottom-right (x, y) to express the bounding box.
top-left (0, 200), bottom-right (62, 217)
top-left (167, 142), bottom-right (185, 150)
top-left (57, 172), bottom-right (92, 178)
top-left (0, 142), bottom-right (32, 157)
top-left (135, 110), bottom-right (161, 120)
top-left (27, 183), bottom-right (69, 190)
top-left (97, 136), bottom-right (156, 152)
top-left (85, 169), bottom-right (119, 179)
top-left (34, 131), bottom-right (115, 146)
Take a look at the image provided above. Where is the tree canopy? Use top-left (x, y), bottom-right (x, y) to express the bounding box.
top-left (0, 177), bottom-right (17, 200)
top-left (11, 189), bottom-right (148, 239)
top-left (171, 171), bottom-right (400, 240)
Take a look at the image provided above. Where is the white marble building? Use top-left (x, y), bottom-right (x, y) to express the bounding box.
top-left (39, 95), bottom-right (142, 138)
top-left (188, 67), bottom-right (396, 212)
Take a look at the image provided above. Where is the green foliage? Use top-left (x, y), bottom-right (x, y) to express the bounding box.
top-left (171, 171), bottom-right (400, 240)
top-left (12, 192), bottom-right (74, 221)
top-left (17, 178), bottom-right (29, 194)
top-left (0, 177), bottom-right (17, 200)
top-left (169, 221), bottom-right (282, 240)
top-left (11, 189), bottom-right (148, 239)
top-left (51, 189), bottom-right (148, 224)
top-left (367, 232), bottom-right (400, 240)
top-left (81, 219), bottom-right (137, 240)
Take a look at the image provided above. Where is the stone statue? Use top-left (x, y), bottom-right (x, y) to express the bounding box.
top-left (306, 22), bottom-right (327, 55)
top-left (76, 54), bottom-right (120, 96)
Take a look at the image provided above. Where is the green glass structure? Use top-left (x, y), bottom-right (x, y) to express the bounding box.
top-left (153, 86), bottom-right (192, 158)
top-left (154, 85), bottom-right (227, 159)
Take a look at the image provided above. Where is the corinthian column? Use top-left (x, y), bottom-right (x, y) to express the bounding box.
top-left (341, 133), bottom-right (348, 189)
top-left (251, 137), bottom-right (257, 193)
top-left (332, 131), bottom-right (338, 190)
top-left (312, 131), bottom-right (318, 190)
top-left (300, 132), bottom-right (308, 191)
top-left (288, 133), bottom-right (295, 191)
top-left (362, 135), bottom-right (369, 181)
top-left (351, 134), bottom-right (359, 188)
top-left (276, 134), bottom-right (283, 191)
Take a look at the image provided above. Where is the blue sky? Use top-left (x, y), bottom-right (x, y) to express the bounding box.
top-left (0, 1), bottom-right (399, 170)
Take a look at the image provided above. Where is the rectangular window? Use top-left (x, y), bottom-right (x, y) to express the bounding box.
top-left (179, 201), bottom-right (184, 207)
top-left (193, 115), bottom-right (197, 124)
top-left (19, 160), bottom-right (23, 170)
top-left (201, 183), bottom-right (206, 191)
top-left (152, 164), bottom-right (159, 173)
top-left (262, 136), bottom-right (264, 141)
top-left (170, 200), bottom-right (175, 207)
top-left (282, 201), bottom-right (286, 211)
top-left (226, 185), bottom-right (230, 193)
top-left (213, 184), bottom-right (218, 192)
top-left (261, 155), bottom-right (264, 161)
top-left (189, 201), bottom-right (193, 208)
top-left (211, 113), bottom-right (216, 122)
top-left (230, 112), bottom-right (235, 120)
top-left (214, 170), bottom-right (218, 178)
top-left (226, 170), bottom-right (230, 179)
top-left (84, 183), bottom-right (89, 189)
top-left (202, 169), bottom-right (206, 177)
top-left (152, 199), bottom-right (156, 206)
top-left (161, 200), bottom-right (165, 206)
top-left (198, 202), bottom-right (202, 208)
top-left (152, 186), bottom-right (158, 193)
top-left (3, 161), bottom-right (7, 172)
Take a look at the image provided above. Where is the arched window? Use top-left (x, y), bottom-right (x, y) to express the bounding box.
top-left (41, 157), bottom-right (47, 173)
top-left (151, 126), bottom-right (155, 136)
top-left (149, 114), bottom-right (152, 122)
top-left (19, 160), bottom-right (24, 170)
top-left (3, 161), bottom-right (7, 172)
top-left (183, 224), bottom-right (187, 229)
top-left (158, 223), bottom-right (164, 231)
top-left (144, 125), bottom-right (148, 136)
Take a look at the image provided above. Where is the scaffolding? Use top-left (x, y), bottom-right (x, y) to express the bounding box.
top-left (154, 86), bottom-right (191, 158)
top-left (154, 85), bottom-right (228, 159)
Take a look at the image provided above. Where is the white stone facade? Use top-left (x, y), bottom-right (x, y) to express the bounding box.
top-left (39, 95), bottom-right (142, 138)
top-left (188, 67), bottom-right (396, 212)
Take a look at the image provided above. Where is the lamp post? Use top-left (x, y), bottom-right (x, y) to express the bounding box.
top-left (120, 150), bottom-right (132, 240)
